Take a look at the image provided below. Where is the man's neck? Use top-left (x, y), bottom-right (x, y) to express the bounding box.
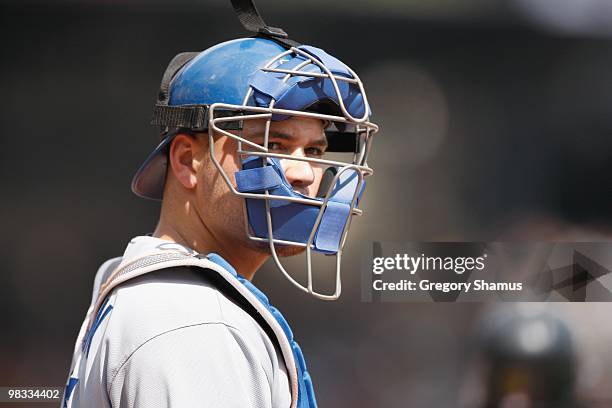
top-left (152, 219), bottom-right (268, 281)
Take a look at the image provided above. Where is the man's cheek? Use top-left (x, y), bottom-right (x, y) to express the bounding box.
top-left (214, 136), bottom-right (240, 166)
top-left (214, 154), bottom-right (241, 185)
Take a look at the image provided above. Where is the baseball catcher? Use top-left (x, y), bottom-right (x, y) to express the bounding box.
top-left (62, 1), bottom-right (378, 407)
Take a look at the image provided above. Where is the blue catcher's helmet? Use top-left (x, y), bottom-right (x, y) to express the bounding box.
top-left (132, 37), bottom-right (378, 300)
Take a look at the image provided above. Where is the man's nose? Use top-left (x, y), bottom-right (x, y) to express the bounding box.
top-left (281, 151), bottom-right (315, 192)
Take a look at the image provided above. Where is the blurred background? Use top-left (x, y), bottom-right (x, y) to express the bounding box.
top-left (1, 0), bottom-right (611, 406)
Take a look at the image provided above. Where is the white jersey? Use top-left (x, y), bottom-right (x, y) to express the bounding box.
top-left (63, 236), bottom-right (294, 408)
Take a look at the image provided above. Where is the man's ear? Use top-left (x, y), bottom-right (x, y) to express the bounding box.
top-left (168, 134), bottom-right (200, 190)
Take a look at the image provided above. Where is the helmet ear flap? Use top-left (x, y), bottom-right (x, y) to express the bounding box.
top-left (316, 166), bottom-right (338, 198)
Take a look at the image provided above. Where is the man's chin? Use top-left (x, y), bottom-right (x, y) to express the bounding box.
top-left (251, 241), bottom-right (306, 257)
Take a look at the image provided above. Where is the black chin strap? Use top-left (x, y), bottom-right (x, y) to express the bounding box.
top-left (230, 0), bottom-right (301, 48)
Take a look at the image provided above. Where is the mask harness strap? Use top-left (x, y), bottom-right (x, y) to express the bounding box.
top-left (230, 0), bottom-right (302, 48)
top-left (150, 0), bottom-right (301, 134)
top-left (150, 52), bottom-right (207, 133)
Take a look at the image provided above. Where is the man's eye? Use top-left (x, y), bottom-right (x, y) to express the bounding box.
top-left (305, 147), bottom-right (325, 157)
top-left (267, 142), bottom-right (285, 152)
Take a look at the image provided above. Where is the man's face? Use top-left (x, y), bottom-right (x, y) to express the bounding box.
top-left (194, 116), bottom-right (328, 255)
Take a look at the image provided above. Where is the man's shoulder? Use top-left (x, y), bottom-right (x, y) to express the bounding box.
top-left (98, 264), bottom-right (281, 381)
top-left (106, 265), bottom-right (263, 342)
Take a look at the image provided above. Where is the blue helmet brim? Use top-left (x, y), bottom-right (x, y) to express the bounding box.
top-left (131, 135), bottom-right (174, 200)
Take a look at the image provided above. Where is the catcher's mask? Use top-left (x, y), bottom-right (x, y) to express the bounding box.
top-left (132, 37), bottom-right (378, 300)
